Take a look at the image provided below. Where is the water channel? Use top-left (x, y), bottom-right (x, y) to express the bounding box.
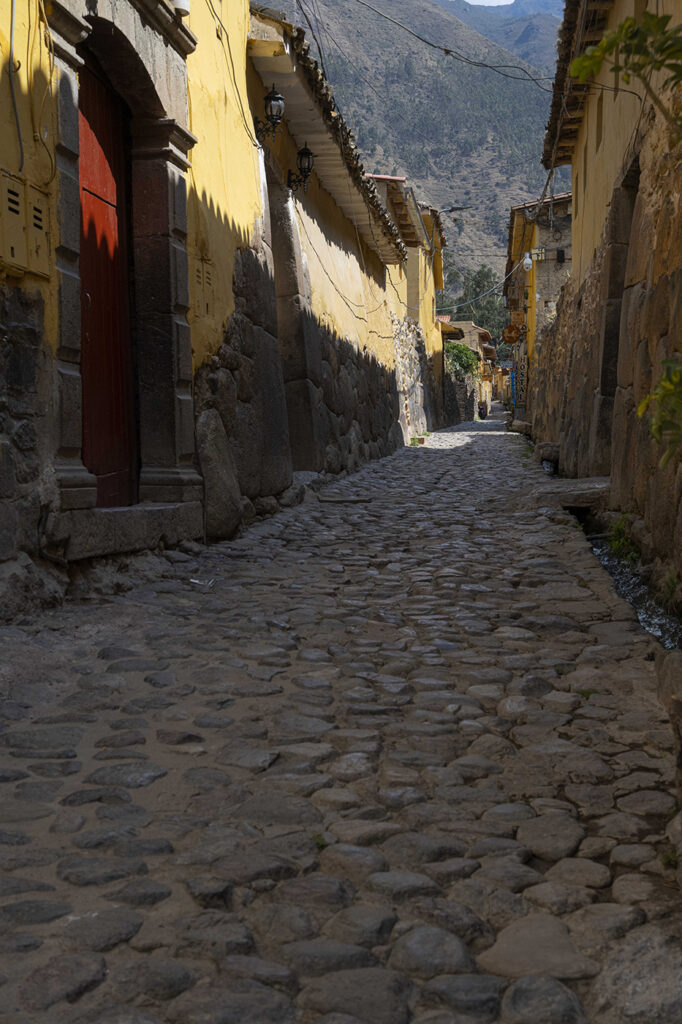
top-left (591, 538), bottom-right (682, 650)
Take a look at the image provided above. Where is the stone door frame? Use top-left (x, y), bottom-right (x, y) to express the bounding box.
top-left (46, 0), bottom-right (203, 558)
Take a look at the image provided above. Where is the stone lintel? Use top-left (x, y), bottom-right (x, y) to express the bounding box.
top-left (131, 119), bottom-right (198, 170)
top-left (131, 0), bottom-right (198, 57)
top-left (46, 0), bottom-right (89, 66)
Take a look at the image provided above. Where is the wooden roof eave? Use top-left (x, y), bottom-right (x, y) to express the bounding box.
top-left (248, 25), bottom-right (405, 264)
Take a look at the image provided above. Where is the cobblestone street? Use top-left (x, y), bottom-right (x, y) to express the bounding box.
top-left (2, 412), bottom-right (681, 1024)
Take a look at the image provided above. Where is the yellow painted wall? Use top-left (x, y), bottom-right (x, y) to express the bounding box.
top-left (571, 0), bottom-right (682, 283)
top-left (295, 181), bottom-right (398, 367)
top-left (185, 3), bottom-right (409, 375)
top-left (507, 210), bottom-right (538, 360)
top-left (0, 0), bottom-right (59, 348)
top-left (184, 0), bottom-right (264, 369)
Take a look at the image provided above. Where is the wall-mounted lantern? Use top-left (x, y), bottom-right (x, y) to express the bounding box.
top-left (254, 85), bottom-right (285, 143)
top-left (288, 143), bottom-right (315, 194)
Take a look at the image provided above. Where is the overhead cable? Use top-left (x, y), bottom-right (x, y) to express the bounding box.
top-left (344, 0), bottom-right (553, 92)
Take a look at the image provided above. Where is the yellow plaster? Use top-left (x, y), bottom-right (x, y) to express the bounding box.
top-left (185, 0), bottom-right (264, 369)
top-left (295, 175), bottom-right (396, 366)
top-left (0, 0), bottom-right (59, 349)
top-left (570, 0), bottom-right (682, 284)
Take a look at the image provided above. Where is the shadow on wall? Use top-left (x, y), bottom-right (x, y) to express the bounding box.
top-left (191, 163), bottom-right (442, 542)
top-left (192, 237), bottom-right (407, 541)
top-left (0, 52), bottom-right (442, 563)
top-left (0, 60), bottom-right (55, 564)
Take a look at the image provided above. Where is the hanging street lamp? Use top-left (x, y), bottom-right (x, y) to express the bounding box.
top-left (288, 143), bottom-right (315, 194)
top-left (254, 85), bottom-right (285, 143)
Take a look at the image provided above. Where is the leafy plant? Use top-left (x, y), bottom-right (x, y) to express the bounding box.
top-left (453, 264), bottom-right (507, 339)
top-left (637, 356), bottom-right (682, 467)
top-left (607, 514), bottom-right (640, 566)
top-left (444, 340), bottom-right (480, 381)
top-left (570, 13), bottom-right (682, 139)
top-left (660, 844), bottom-right (679, 869)
top-left (660, 571), bottom-right (679, 609)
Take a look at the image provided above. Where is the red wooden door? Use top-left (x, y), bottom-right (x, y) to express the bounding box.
top-left (79, 58), bottom-right (137, 507)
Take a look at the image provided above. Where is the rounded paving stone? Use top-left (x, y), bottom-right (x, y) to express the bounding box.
top-left (423, 973), bottom-right (507, 1020)
top-left (165, 979), bottom-right (295, 1023)
top-left (19, 953), bottom-right (106, 1010)
top-left (616, 789), bottom-right (677, 816)
top-left (0, 899), bottom-right (72, 925)
top-left (281, 938), bottom-right (376, 975)
top-left (71, 1006), bottom-right (165, 1024)
top-left (107, 880), bottom-right (172, 906)
top-left (368, 871), bottom-right (440, 900)
top-left (516, 814), bottom-right (585, 861)
top-left (84, 764), bottom-right (167, 788)
top-left (64, 908), bottom-right (143, 951)
top-left (323, 904), bottom-right (397, 947)
top-left (500, 975), bottom-right (588, 1023)
top-left (476, 914), bottom-right (599, 980)
top-left (389, 924), bottom-right (475, 978)
top-left (300, 968), bottom-right (414, 1024)
top-left (114, 957), bottom-right (197, 1000)
top-left (545, 857), bottom-right (611, 889)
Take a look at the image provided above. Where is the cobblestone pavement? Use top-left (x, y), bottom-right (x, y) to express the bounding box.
top-left (2, 411), bottom-right (682, 1024)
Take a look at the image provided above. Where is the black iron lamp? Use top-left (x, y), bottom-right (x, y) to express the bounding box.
top-left (288, 143), bottom-right (315, 194)
top-left (254, 84), bottom-right (285, 143)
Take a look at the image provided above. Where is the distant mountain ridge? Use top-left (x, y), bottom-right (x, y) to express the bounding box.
top-left (433, 0), bottom-right (562, 69)
top-left (271, 0), bottom-right (566, 271)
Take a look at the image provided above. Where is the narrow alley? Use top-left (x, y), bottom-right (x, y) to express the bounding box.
top-left (1, 412), bottom-right (681, 1024)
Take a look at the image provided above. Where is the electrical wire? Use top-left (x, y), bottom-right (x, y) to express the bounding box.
top-left (203, 0), bottom-right (262, 149)
top-left (296, 0), bottom-right (329, 79)
top-left (342, 0), bottom-right (554, 92)
top-left (36, 0), bottom-right (57, 185)
top-left (9, 0), bottom-right (25, 172)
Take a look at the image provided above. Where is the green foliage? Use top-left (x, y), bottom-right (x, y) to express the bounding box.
top-left (607, 515), bottom-right (640, 566)
top-left (445, 341), bottom-right (480, 381)
top-left (274, 0), bottom-right (558, 255)
top-left (661, 571), bottom-right (679, 609)
top-left (570, 14), bottom-right (682, 138)
top-left (637, 356), bottom-right (682, 467)
top-left (454, 264), bottom-right (507, 339)
top-left (660, 844), bottom-right (679, 869)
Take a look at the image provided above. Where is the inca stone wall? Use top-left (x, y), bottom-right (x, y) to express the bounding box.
top-left (0, 285), bottom-right (56, 562)
top-left (194, 242), bottom-right (417, 540)
top-left (393, 315), bottom-right (441, 439)
top-left (444, 371), bottom-right (476, 426)
top-left (530, 111), bottom-right (682, 583)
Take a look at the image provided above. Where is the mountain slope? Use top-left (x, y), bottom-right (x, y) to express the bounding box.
top-left (433, 0), bottom-right (561, 71)
top-left (273, 0), bottom-right (565, 271)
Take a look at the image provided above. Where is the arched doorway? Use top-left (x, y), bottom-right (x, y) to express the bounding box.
top-left (79, 54), bottom-right (137, 507)
top-left (49, 12), bottom-right (203, 558)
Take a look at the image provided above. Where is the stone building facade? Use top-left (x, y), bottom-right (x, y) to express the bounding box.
top-left (0, 0), bottom-right (444, 611)
top-left (504, 193), bottom-right (572, 419)
top-left (531, 0), bottom-right (682, 587)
